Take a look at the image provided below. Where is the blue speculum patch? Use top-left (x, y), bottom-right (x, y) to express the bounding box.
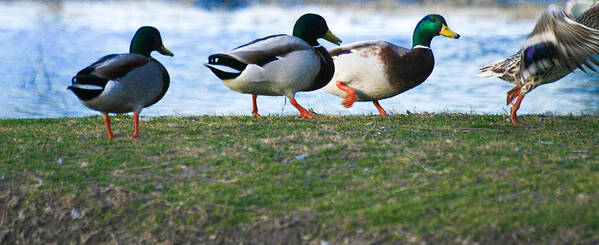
top-left (523, 42), bottom-right (554, 68)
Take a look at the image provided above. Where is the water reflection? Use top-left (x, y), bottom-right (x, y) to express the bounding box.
top-left (0, 1), bottom-right (596, 118)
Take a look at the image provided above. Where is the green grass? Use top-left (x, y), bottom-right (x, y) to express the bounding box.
top-left (1, 114), bottom-right (598, 244)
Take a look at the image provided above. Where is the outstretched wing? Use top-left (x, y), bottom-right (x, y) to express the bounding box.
top-left (520, 5), bottom-right (599, 80)
top-left (577, 4), bottom-right (599, 29)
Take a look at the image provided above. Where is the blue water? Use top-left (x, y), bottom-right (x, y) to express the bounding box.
top-left (0, 1), bottom-right (597, 118)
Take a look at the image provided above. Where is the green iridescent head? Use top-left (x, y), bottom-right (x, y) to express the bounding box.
top-left (293, 13), bottom-right (342, 46)
top-left (129, 26), bottom-right (174, 57)
top-left (412, 14), bottom-right (460, 48)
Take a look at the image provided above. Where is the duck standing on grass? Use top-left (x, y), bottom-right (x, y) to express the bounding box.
top-left (321, 14), bottom-right (460, 116)
top-left (205, 13), bottom-right (342, 119)
top-left (68, 26), bottom-right (173, 140)
top-left (477, 4), bottom-right (599, 125)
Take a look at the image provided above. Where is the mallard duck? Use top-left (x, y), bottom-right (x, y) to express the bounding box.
top-left (321, 15), bottom-right (460, 115)
top-left (477, 4), bottom-right (599, 125)
top-left (68, 26), bottom-right (173, 140)
top-left (205, 13), bottom-right (341, 118)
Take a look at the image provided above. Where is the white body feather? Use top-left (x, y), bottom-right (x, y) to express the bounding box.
top-left (214, 35), bottom-right (321, 98)
top-left (322, 41), bottom-right (408, 101)
top-left (222, 50), bottom-right (319, 97)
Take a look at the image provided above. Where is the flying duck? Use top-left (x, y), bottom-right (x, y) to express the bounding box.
top-left (477, 4), bottom-right (599, 125)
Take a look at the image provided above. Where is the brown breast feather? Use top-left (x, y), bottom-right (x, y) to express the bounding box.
top-left (380, 46), bottom-right (434, 94)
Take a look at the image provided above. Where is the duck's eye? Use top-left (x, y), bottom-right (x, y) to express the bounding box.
top-left (431, 18), bottom-right (436, 22)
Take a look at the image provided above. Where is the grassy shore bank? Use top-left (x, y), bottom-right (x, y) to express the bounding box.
top-left (1, 114), bottom-right (598, 244)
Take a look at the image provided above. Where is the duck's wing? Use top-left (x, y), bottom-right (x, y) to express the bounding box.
top-left (72, 54), bottom-right (150, 85)
top-left (206, 34), bottom-right (312, 80)
top-left (328, 40), bottom-right (409, 57)
top-left (577, 4), bottom-right (599, 29)
top-left (520, 5), bottom-right (599, 79)
top-left (226, 34), bottom-right (312, 65)
top-left (69, 54), bottom-right (150, 101)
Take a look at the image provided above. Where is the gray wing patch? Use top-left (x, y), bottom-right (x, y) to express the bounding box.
top-left (227, 35), bottom-right (311, 65)
top-left (93, 53), bottom-right (150, 80)
top-left (328, 40), bottom-right (407, 57)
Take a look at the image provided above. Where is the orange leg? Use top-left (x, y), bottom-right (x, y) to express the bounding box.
top-left (289, 97), bottom-right (314, 119)
top-left (336, 81), bottom-right (356, 108)
top-left (251, 94), bottom-right (262, 118)
top-left (506, 85), bottom-right (521, 105)
top-left (510, 93), bottom-right (525, 126)
top-left (372, 100), bottom-right (387, 116)
top-left (127, 112), bottom-right (140, 140)
top-left (102, 112), bottom-right (115, 140)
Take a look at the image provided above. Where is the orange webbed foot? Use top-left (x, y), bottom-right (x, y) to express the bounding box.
top-left (342, 98), bottom-right (355, 108)
top-left (103, 113), bottom-right (116, 140)
top-left (372, 100), bottom-right (387, 116)
top-left (509, 91), bottom-right (525, 126)
top-left (289, 98), bottom-right (316, 119)
top-left (127, 112), bottom-right (140, 140)
top-left (251, 94), bottom-right (263, 118)
top-left (506, 85), bottom-right (521, 105)
top-left (510, 105), bottom-right (523, 126)
top-left (297, 111), bottom-right (315, 119)
top-left (336, 81), bottom-right (356, 108)
top-left (510, 117), bottom-right (522, 126)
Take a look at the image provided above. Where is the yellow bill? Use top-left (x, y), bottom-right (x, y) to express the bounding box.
top-left (439, 25), bottom-right (460, 39)
top-left (158, 45), bottom-right (174, 56)
top-left (323, 30), bottom-right (342, 45)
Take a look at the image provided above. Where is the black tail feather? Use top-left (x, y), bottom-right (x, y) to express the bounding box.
top-left (68, 74), bottom-right (108, 101)
top-left (206, 54), bottom-right (247, 80)
top-left (67, 85), bottom-right (104, 101)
